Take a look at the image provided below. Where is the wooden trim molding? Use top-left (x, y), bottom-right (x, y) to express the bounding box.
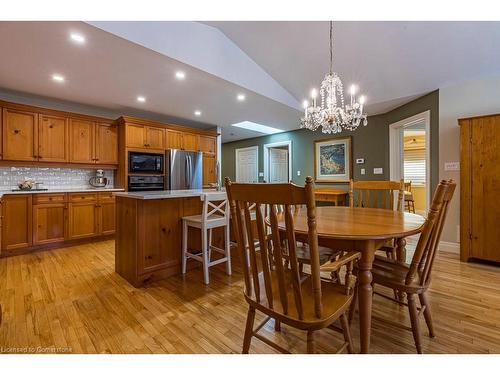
top-left (116, 116), bottom-right (218, 136)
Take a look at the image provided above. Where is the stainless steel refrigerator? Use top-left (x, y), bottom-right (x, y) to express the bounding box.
top-left (168, 149), bottom-right (203, 190)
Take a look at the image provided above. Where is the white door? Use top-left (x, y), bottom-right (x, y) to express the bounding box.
top-left (269, 148), bottom-right (289, 182)
top-left (235, 146), bottom-right (258, 182)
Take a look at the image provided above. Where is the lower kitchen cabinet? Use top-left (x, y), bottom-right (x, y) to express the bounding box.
top-left (68, 201), bottom-right (98, 240)
top-left (99, 199), bottom-right (116, 235)
top-left (1, 195), bottom-right (33, 251)
top-left (33, 203), bottom-right (66, 245)
top-left (1, 191), bottom-right (116, 255)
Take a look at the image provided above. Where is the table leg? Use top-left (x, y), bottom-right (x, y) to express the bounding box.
top-left (395, 237), bottom-right (407, 302)
top-left (396, 237), bottom-right (406, 262)
top-left (357, 240), bottom-right (376, 354)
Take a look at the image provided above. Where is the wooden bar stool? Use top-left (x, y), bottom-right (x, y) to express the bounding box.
top-left (181, 192), bottom-right (231, 284)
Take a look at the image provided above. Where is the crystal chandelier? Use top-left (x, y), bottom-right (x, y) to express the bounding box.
top-left (300, 21), bottom-right (368, 133)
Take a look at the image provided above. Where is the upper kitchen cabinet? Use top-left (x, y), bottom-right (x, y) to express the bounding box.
top-left (166, 129), bottom-right (182, 149)
top-left (145, 126), bottom-right (165, 149)
top-left (69, 119), bottom-right (95, 164)
top-left (198, 135), bottom-right (217, 154)
top-left (125, 123), bottom-right (164, 150)
top-left (95, 123), bottom-right (118, 164)
top-left (125, 123), bottom-right (146, 148)
top-left (38, 114), bottom-right (68, 162)
top-left (182, 133), bottom-right (198, 151)
top-left (2, 108), bottom-right (38, 161)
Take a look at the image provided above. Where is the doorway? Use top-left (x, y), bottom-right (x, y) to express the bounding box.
top-left (235, 146), bottom-right (259, 182)
top-left (389, 111), bottom-right (430, 215)
top-left (263, 141), bottom-right (292, 183)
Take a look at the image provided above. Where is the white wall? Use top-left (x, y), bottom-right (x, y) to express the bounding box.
top-left (439, 73), bottom-right (500, 243)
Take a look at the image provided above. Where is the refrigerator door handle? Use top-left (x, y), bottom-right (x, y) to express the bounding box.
top-left (188, 155), bottom-right (192, 189)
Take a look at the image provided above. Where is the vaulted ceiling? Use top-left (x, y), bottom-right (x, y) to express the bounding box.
top-left (0, 21), bottom-right (499, 142)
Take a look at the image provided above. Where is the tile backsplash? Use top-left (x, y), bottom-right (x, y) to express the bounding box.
top-left (0, 167), bottom-right (114, 190)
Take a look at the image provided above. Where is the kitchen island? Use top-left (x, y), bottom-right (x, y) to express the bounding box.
top-left (114, 189), bottom-right (228, 287)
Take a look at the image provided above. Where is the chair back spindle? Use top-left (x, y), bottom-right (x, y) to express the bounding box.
top-left (225, 177), bottom-right (324, 320)
top-left (349, 179), bottom-right (405, 211)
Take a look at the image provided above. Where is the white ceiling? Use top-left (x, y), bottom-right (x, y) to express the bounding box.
top-left (1, 21), bottom-right (500, 143)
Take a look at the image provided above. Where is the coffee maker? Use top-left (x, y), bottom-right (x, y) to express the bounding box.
top-left (89, 169), bottom-right (109, 188)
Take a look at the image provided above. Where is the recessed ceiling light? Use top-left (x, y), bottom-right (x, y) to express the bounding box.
top-left (231, 121), bottom-right (283, 134)
top-left (237, 94), bottom-right (246, 101)
top-left (70, 33), bottom-right (86, 44)
top-left (194, 110), bottom-right (202, 116)
top-left (175, 71), bottom-right (186, 80)
top-left (52, 74), bottom-right (65, 83)
top-left (137, 96), bottom-right (146, 103)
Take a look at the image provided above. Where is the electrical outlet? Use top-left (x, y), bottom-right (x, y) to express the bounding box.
top-left (297, 170), bottom-right (301, 176)
top-left (373, 167), bottom-right (383, 175)
top-left (259, 172), bottom-right (264, 177)
top-left (444, 162), bottom-right (460, 171)
top-left (356, 158), bottom-right (365, 164)
top-left (360, 168), bottom-right (365, 175)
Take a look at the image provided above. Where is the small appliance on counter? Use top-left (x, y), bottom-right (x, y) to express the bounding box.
top-left (89, 169), bottom-right (109, 188)
top-left (12, 180), bottom-right (47, 191)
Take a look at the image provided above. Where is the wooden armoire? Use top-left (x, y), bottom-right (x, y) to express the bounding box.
top-left (459, 114), bottom-right (500, 263)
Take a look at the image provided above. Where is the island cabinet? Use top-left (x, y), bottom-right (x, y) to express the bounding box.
top-left (116, 195), bottom-right (221, 286)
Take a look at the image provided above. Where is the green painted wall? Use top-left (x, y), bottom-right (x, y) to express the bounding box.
top-left (222, 90), bottom-right (439, 192)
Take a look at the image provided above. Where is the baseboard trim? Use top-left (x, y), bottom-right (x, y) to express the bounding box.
top-left (439, 241), bottom-right (460, 254)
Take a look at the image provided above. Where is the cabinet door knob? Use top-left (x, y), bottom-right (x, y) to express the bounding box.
top-left (14, 129), bottom-right (20, 134)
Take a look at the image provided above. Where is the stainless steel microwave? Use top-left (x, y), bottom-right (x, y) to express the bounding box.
top-left (128, 152), bottom-right (164, 174)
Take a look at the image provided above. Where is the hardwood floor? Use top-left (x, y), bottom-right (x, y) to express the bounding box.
top-left (0, 240), bottom-right (499, 354)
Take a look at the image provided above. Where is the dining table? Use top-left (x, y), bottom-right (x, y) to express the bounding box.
top-left (275, 206), bottom-right (425, 353)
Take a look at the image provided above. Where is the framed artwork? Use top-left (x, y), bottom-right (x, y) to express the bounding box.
top-left (314, 136), bottom-right (352, 183)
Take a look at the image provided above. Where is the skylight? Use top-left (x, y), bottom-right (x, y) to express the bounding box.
top-left (231, 121), bottom-right (283, 134)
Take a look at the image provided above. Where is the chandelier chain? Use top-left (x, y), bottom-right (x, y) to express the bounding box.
top-left (329, 21), bottom-right (333, 75)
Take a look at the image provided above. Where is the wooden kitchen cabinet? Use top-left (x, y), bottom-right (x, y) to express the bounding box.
top-left (95, 123), bottom-right (118, 164)
top-left (38, 114), bottom-right (68, 162)
top-left (69, 119), bottom-right (95, 164)
top-left (2, 108), bottom-right (38, 161)
top-left (181, 133), bottom-right (198, 151)
top-left (199, 135), bottom-right (217, 154)
top-left (125, 123), bottom-right (164, 150)
top-left (166, 129), bottom-right (182, 149)
top-left (98, 192), bottom-right (116, 235)
top-left (125, 123), bottom-right (146, 148)
top-left (0, 108), bottom-right (3, 160)
top-left (1, 195), bottom-right (33, 251)
top-left (202, 154), bottom-right (216, 186)
top-left (68, 193), bottom-right (98, 239)
top-left (32, 203), bottom-right (66, 245)
top-left (145, 127), bottom-right (165, 149)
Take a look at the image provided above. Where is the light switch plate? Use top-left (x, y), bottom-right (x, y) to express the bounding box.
top-left (259, 172), bottom-right (264, 177)
top-left (444, 162), bottom-right (460, 171)
top-left (297, 170), bottom-right (301, 176)
top-left (356, 158), bottom-right (365, 164)
top-left (360, 168), bottom-right (365, 175)
top-left (373, 167), bottom-right (383, 175)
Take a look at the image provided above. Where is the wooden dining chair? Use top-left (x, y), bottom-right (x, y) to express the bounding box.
top-left (225, 176), bottom-right (358, 354)
top-left (349, 179), bottom-right (405, 260)
top-left (404, 181), bottom-right (416, 213)
top-left (350, 179), bottom-right (456, 354)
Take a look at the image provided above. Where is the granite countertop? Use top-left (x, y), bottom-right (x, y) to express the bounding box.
top-left (0, 187), bottom-right (125, 198)
top-left (114, 188), bottom-right (225, 200)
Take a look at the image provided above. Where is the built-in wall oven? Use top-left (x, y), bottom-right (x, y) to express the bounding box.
top-left (128, 152), bottom-right (164, 174)
top-left (128, 175), bottom-right (165, 191)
